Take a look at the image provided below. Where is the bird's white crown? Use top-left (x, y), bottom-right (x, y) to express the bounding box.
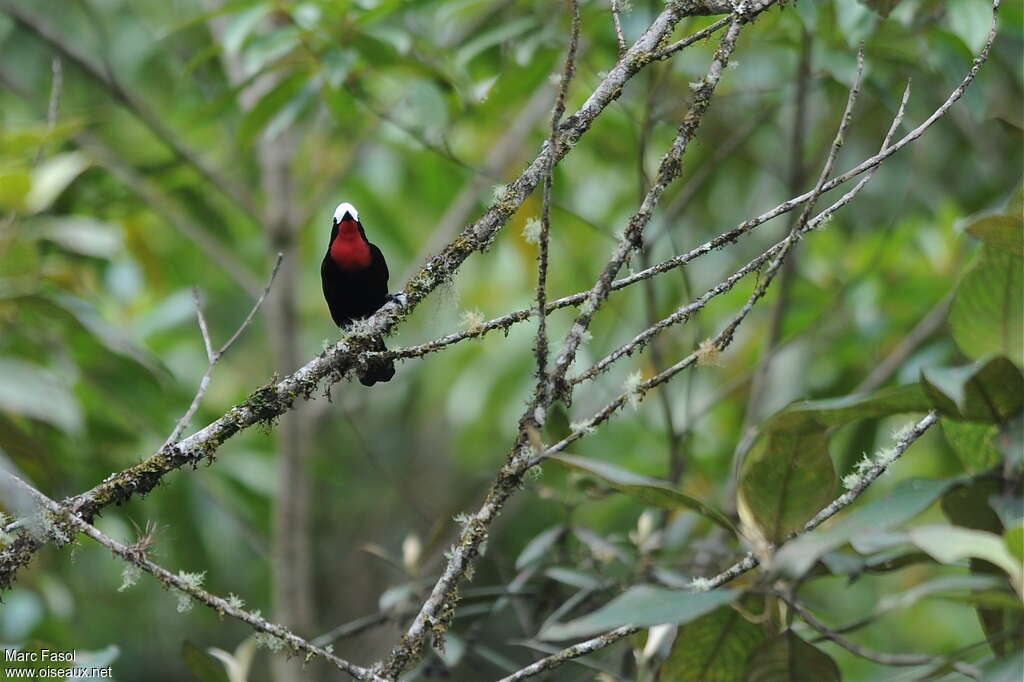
top-left (333, 202), bottom-right (360, 222)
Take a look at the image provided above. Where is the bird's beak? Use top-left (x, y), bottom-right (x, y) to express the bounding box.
top-left (342, 211), bottom-right (354, 221)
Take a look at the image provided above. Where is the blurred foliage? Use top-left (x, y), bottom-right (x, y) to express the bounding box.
top-left (0, 0), bottom-right (1021, 680)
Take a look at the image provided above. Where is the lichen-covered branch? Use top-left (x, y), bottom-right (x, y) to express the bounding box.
top-left (547, 16), bottom-right (746, 403)
top-left (0, 0), bottom-right (740, 593)
top-left (1, 473), bottom-right (385, 682)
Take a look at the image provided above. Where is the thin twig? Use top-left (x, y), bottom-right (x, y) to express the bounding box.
top-left (547, 16), bottom-right (746, 403)
top-left (778, 591), bottom-right (982, 679)
top-left (610, 0), bottom-right (627, 58)
top-left (532, 0), bottom-right (582, 426)
top-left (6, 0), bottom-right (777, 596)
top-left (193, 290), bottom-right (216, 364)
top-left (161, 254), bottom-right (283, 449)
top-left (652, 15), bottom-right (732, 60)
top-left (496, 625), bottom-right (637, 682)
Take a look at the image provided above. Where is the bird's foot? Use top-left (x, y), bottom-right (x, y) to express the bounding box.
top-left (387, 292), bottom-right (409, 307)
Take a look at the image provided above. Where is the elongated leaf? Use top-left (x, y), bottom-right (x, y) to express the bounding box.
top-left (941, 419), bottom-right (1002, 472)
top-left (0, 356), bottom-right (82, 433)
top-left (539, 586), bottom-right (739, 641)
top-left (515, 524), bottom-right (565, 570)
top-left (742, 630), bottom-right (840, 682)
top-left (759, 383), bottom-right (931, 433)
top-left (737, 384), bottom-right (935, 545)
top-left (1006, 525), bottom-right (1024, 563)
top-left (997, 413), bottom-right (1023, 470)
top-left (921, 357), bottom-right (1024, 422)
top-left (909, 525), bottom-right (1023, 592)
top-left (31, 215), bottom-right (122, 258)
top-left (942, 478), bottom-right (1020, 656)
top-left (238, 71), bottom-right (311, 145)
top-left (773, 478), bottom-right (956, 578)
top-left (25, 151), bottom-right (90, 213)
top-left (455, 17), bottom-right (537, 68)
top-left (662, 598), bottom-right (766, 682)
top-left (551, 454), bottom-right (736, 533)
top-left (0, 166), bottom-right (31, 211)
top-left (967, 215), bottom-right (1023, 257)
top-left (737, 427), bottom-right (835, 545)
top-left (950, 246), bottom-right (1023, 364)
top-left (182, 641), bottom-right (230, 682)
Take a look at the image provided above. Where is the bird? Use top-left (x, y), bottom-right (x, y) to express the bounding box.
top-left (321, 202), bottom-right (403, 386)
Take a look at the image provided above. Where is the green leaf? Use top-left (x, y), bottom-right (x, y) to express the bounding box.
top-left (238, 71), bottom-right (311, 145)
top-left (908, 525), bottom-right (1023, 592)
top-left (0, 166), bottom-right (31, 211)
top-left (773, 478), bottom-right (956, 578)
top-left (222, 3), bottom-right (273, 56)
top-left (182, 641), bottom-right (230, 682)
top-left (737, 427), bottom-right (835, 545)
top-left (942, 478), bottom-right (1021, 657)
top-left (515, 524), bottom-right (565, 570)
top-left (25, 151), bottom-right (90, 214)
top-left (876, 574), bottom-right (1006, 613)
top-left (30, 216), bottom-right (123, 258)
top-left (736, 384), bottom-right (931, 545)
top-left (242, 26), bottom-right (301, 76)
top-left (859, 0), bottom-right (903, 18)
top-left (996, 413), bottom-right (1024, 471)
top-left (950, 247), bottom-right (1023, 364)
top-left (1006, 525), bottom-right (1024, 563)
top-left (758, 384), bottom-right (931, 433)
top-left (946, 0), bottom-right (993, 54)
top-left (941, 419), bottom-right (1002, 473)
top-left (662, 598), bottom-right (766, 682)
top-left (966, 215), bottom-right (1024, 257)
top-left (0, 356), bottom-right (82, 433)
top-left (981, 650), bottom-right (1024, 682)
top-left (921, 357), bottom-right (1024, 422)
top-left (539, 586), bottom-right (739, 641)
top-left (455, 17), bottom-right (537, 69)
top-left (550, 454), bottom-right (736, 534)
top-left (942, 477), bottom-right (1003, 534)
top-left (544, 567), bottom-right (602, 590)
top-left (742, 630), bottom-right (840, 682)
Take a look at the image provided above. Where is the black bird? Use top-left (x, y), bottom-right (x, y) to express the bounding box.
top-left (321, 202), bottom-right (399, 386)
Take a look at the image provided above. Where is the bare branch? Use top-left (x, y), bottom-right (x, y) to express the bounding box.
top-left (548, 16), bottom-right (746, 403)
top-left (532, 0), bottom-right (582, 424)
top-left (160, 255), bottom-right (283, 449)
top-left (610, 1), bottom-right (627, 58)
top-left (496, 625), bottom-right (636, 682)
top-left (653, 16), bottom-right (732, 60)
top-left (777, 591), bottom-right (982, 678)
top-left (193, 290), bottom-right (216, 364)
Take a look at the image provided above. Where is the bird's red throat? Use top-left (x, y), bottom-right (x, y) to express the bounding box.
top-left (330, 220), bottom-right (372, 270)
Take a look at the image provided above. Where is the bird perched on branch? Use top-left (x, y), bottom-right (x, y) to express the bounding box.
top-left (321, 202), bottom-right (404, 386)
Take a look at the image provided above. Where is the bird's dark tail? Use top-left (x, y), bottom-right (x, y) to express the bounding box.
top-left (358, 337), bottom-right (395, 387)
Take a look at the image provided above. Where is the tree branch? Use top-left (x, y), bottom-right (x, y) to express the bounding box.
top-left (1, 0), bottom-right (781, 598)
top-left (0, 472), bottom-right (384, 682)
top-left (161, 254), bottom-right (283, 449)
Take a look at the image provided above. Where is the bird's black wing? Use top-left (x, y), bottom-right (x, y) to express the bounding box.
top-left (369, 243), bottom-right (389, 287)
